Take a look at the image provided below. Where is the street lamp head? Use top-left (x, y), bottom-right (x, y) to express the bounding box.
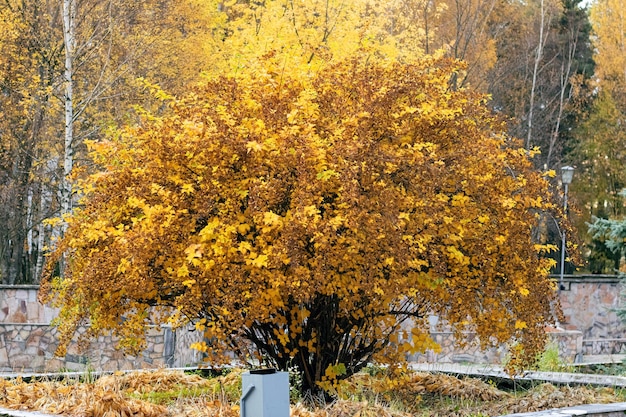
top-left (561, 165), bottom-right (575, 185)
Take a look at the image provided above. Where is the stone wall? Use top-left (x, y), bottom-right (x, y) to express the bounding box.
top-left (0, 285), bottom-right (205, 373)
top-left (558, 275), bottom-right (626, 355)
top-left (408, 275), bottom-right (622, 364)
top-left (0, 285), bottom-right (57, 324)
top-left (0, 276), bottom-right (625, 372)
top-left (0, 322), bottom-right (205, 373)
top-left (548, 328), bottom-right (584, 363)
top-left (408, 329), bottom-right (583, 365)
top-left (409, 332), bottom-right (508, 364)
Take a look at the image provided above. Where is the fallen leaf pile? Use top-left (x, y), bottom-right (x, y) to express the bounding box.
top-left (0, 368), bottom-right (623, 416)
top-left (0, 376), bottom-right (167, 416)
top-left (169, 397), bottom-right (239, 417)
top-left (339, 369), bottom-right (508, 412)
top-left (291, 400), bottom-right (412, 417)
top-left (404, 372), bottom-right (510, 401)
top-left (96, 370), bottom-right (211, 393)
top-left (493, 383), bottom-right (623, 415)
top-left (422, 383), bottom-right (625, 417)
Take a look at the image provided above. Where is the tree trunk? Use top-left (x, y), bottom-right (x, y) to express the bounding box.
top-left (546, 20), bottom-right (579, 167)
top-left (527, 0), bottom-right (548, 150)
top-left (62, 0), bottom-right (76, 225)
top-left (34, 181), bottom-right (52, 282)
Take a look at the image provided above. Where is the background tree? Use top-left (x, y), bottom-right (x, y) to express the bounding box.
top-left (59, 0), bottom-right (220, 221)
top-left (567, 0), bottom-right (626, 272)
top-left (571, 92), bottom-right (626, 244)
top-left (430, 0), bottom-right (499, 89)
top-left (42, 54), bottom-right (558, 395)
top-left (0, 1), bottom-right (62, 284)
top-left (588, 214), bottom-right (626, 328)
top-left (204, 0), bottom-right (415, 75)
top-left (0, 0), bottom-right (220, 283)
top-left (589, 0), bottom-right (626, 102)
top-left (0, 0), bottom-right (606, 283)
top-left (487, 0), bottom-right (594, 170)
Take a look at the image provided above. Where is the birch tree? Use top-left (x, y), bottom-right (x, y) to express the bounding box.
top-left (526, 0), bottom-right (550, 151)
top-left (0, 1), bottom-right (62, 284)
top-left (61, 0), bottom-right (76, 224)
top-left (0, 0), bottom-right (222, 283)
top-left (487, 0), bottom-right (593, 170)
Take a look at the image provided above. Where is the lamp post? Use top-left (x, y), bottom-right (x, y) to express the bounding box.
top-left (559, 166), bottom-right (575, 295)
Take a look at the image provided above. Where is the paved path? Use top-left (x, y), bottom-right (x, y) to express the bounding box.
top-left (500, 402), bottom-right (626, 417)
top-left (0, 366), bottom-right (200, 381)
top-left (0, 371), bottom-right (86, 381)
top-left (410, 362), bottom-right (626, 387)
top-left (578, 354), bottom-right (626, 364)
top-left (0, 407), bottom-right (60, 417)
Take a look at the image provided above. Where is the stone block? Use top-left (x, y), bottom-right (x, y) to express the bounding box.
top-left (29, 355), bottom-right (45, 371)
top-left (26, 334), bottom-right (41, 347)
top-left (119, 360), bottom-right (135, 371)
top-left (452, 354), bottom-right (477, 363)
top-left (24, 345), bottom-right (42, 356)
top-left (102, 360), bottom-right (120, 372)
top-left (11, 354), bottom-right (36, 370)
top-left (40, 332), bottom-right (54, 346)
top-left (0, 347), bottom-right (7, 364)
top-left (64, 362), bottom-right (86, 372)
top-left (44, 358), bottom-right (65, 372)
top-left (43, 308), bottom-right (59, 323)
top-left (66, 343), bottom-right (82, 356)
top-left (8, 310), bottom-right (27, 323)
top-left (26, 303), bottom-right (40, 322)
top-left (65, 354), bottom-right (89, 365)
top-left (110, 350), bottom-right (124, 360)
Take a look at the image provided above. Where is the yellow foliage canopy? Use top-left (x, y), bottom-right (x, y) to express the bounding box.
top-left (41, 53), bottom-right (556, 393)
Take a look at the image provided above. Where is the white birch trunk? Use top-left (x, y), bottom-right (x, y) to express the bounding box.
top-left (62, 0), bottom-right (76, 225)
top-left (26, 187), bottom-right (33, 257)
top-left (526, 0), bottom-right (547, 150)
top-left (546, 31), bottom-right (578, 167)
top-left (34, 181), bottom-right (52, 281)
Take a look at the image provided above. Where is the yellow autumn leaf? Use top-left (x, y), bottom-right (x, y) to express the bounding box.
top-left (447, 246), bottom-right (469, 265)
top-left (263, 211), bottom-right (283, 227)
top-left (478, 215), bottom-right (490, 223)
top-left (177, 264), bottom-right (190, 277)
top-left (181, 183), bottom-right (194, 194)
top-left (117, 258), bottom-right (130, 274)
top-left (246, 141), bottom-right (263, 153)
top-left (247, 253), bottom-right (269, 268)
top-left (304, 205), bottom-right (320, 216)
top-left (501, 198), bottom-right (517, 209)
top-left (185, 243), bottom-right (203, 262)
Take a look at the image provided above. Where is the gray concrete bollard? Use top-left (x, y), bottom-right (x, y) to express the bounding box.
top-left (240, 369), bottom-right (290, 417)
